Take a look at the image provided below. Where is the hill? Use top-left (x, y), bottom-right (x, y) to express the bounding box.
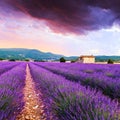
top-left (95, 56), bottom-right (120, 62)
top-left (0, 48), bottom-right (120, 62)
top-left (0, 48), bottom-right (64, 61)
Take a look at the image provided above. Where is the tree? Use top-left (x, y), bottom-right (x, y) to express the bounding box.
top-left (25, 59), bottom-right (29, 62)
top-left (60, 57), bottom-right (66, 62)
top-left (0, 58), bottom-right (4, 61)
top-left (107, 59), bottom-right (114, 64)
top-left (71, 60), bottom-right (76, 63)
top-left (9, 59), bottom-right (16, 61)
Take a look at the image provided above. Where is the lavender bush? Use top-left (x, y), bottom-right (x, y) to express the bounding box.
top-left (29, 63), bottom-right (120, 120)
top-left (34, 62), bottom-right (120, 100)
top-left (0, 62), bottom-right (26, 120)
top-left (0, 62), bottom-right (19, 76)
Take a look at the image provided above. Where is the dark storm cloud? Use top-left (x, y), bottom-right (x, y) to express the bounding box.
top-left (0, 0), bottom-right (120, 34)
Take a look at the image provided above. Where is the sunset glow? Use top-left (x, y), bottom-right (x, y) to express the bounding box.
top-left (0, 1), bottom-right (120, 56)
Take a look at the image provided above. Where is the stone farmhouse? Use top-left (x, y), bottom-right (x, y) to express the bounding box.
top-left (76, 55), bottom-right (95, 63)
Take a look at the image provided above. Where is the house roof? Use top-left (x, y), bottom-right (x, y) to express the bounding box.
top-left (80, 55), bottom-right (95, 59)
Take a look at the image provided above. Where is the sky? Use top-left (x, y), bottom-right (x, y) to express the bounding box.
top-left (0, 0), bottom-right (120, 56)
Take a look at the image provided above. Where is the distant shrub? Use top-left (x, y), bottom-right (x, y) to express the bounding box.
top-left (25, 59), bottom-right (29, 62)
top-left (0, 58), bottom-right (4, 61)
top-left (34, 60), bottom-right (45, 62)
top-left (71, 60), bottom-right (76, 63)
top-left (40, 60), bottom-right (46, 62)
top-left (107, 59), bottom-right (114, 64)
top-left (34, 60), bottom-right (39, 62)
top-left (9, 59), bottom-right (16, 61)
top-left (60, 57), bottom-right (66, 62)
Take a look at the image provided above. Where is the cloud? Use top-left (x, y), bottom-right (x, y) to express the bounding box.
top-left (0, 0), bottom-right (120, 34)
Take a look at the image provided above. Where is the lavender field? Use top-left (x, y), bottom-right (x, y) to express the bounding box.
top-left (0, 62), bottom-right (26, 119)
top-left (0, 62), bottom-right (120, 120)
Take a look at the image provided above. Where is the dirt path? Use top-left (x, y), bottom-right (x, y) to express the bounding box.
top-left (16, 64), bottom-right (46, 120)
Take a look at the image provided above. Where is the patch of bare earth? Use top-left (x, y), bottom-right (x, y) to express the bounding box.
top-left (16, 64), bottom-right (46, 120)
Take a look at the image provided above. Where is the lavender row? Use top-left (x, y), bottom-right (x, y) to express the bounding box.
top-left (0, 62), bottom-right (20, 76)
top-left (34, 62), bottom-right (120, 100)
top-left (29, 63), bottom-right (120, 120)
top-left (0, 62), bottom-right (26, 120)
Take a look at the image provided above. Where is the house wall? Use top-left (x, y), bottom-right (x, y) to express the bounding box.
top-left (82, 57), bottom-right (95, 63)
top-left (76, 57), bottom-right (95, 63)
top-left (77, 58), bottom-right (83, 63)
